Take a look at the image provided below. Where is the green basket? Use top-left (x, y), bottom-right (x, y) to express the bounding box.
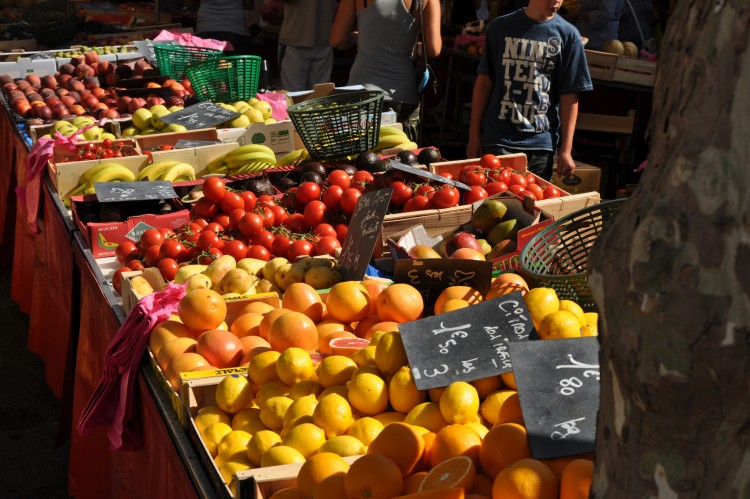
top-left (186, 55), bottom-right (263, 103)
top-left (519, 199), bottom-right (628, 311)
top-left (154, 44), bottom-right (223, 81)
top-left (287, 90), bottom-right (384, 161)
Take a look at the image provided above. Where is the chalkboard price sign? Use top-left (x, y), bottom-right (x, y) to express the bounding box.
top-left (338, 187), bottom-right (393, 281)
top-left (399, 291), bottom-right (533, 390)
top-left (509, 337), bottom-right (600, 459)
top-left (394, 258), bottom-right (492, 315)
top-left (160, 101), bottom-right (241, 131)
top-left (388, 160), bottom-right (471, 191)
top-left (94, 181), bottom-right (177, 203)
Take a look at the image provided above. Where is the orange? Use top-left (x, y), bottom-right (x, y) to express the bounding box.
top-left (149, 320), bottom-right (193, 356)
top-left (318, 330), bottom-right (358, 354)
top-left (268, 311), bottom-right (318, 352)
top-left (156, 337), bottom-right (197, 372)
top-left (344, 453), bottom-right (404, 499)
top-left (417, 431), bottom-right (436, 471)
top-left (433, 286), bottom-right (483, 316)
top-left (329, 337), bottom-right (370, 357)
top-left (430, 424), bottom-right (481, 468)
top-left (470, 473), bottom-right (494, 497)
top-left (367, 422), bottom-right (425, 476)
top-left (559, 459), bottom-right (593, 499)
top-left (296, 452), bottom-right (351, 498)
top-left (479, 422), bottom-right (531, 479)
top-left (313, 473), bottom-right (347, 499)
top-left (361, 320), bottom-right (400, 340)
top-left (394, 488), bottom-right (466, 499)
top-left (326, 281), bottom-right (371, 323)
top-left (239, 301), bottom-right (275, 315)
top-left (259, 308), bottom-right (292, 340)
top-left (449, 248), bottom-right (485, 260)
top-left (419, 455), bottom-right (475, 492)
top-left (238, 336), bottom-right (271, 365)
top-left (500, 372), bottom-right (517, 390)
top-left (178, 289), bottom-right (227, 331)
top-left (229, 312), bottom-right (264, 338)
top-left (540, 453), bottom-right (595, 482)
top-left (166, 352), bottom-right (209, 389)
top-left (196, 329), bottom-right (245, 369)
top-left (403, 472), bottom-right (428, 494)
top-left (376, 283), bottom-right (424, 323)
top-left (362, 279), bottom-right (389, 315)
top-left (470, 376), bottom-right (503, 399)
top-left (282, 282), bottom-right (325, 323)
top-left (479, 390), bottom-right (523, 426)
top-left (491, 458), bottom-right (558, 499)
top-left (268, 488), bottom-right (304, 499)
top-left (487, 273), bottom-right (528, 299)
top-left (353, 315), bottom-right (381, 338)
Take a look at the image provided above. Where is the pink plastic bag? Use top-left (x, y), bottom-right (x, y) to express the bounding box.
top-left (257, 93), bottom-right (290, 121)
top-left (153, 30), bottom-right (228, 52)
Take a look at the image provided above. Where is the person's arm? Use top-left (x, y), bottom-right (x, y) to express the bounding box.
top-left (330, 0), bottom-right (358, 49)
top-left (424, 0), bottom-right (443, 59)
top-left (557, 93), bottom-right (579, 177)
top-left (467, 73), bottom-right (492, 158)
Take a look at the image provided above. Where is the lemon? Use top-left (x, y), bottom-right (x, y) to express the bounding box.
top-left (351, 364), bottom-right (383, 379)
top-left (194, 405), bottom-right (231, 434)
top-left (374, 331), bottom-right (408, 378)
top-left (352, 345), bottom-right (377, 367)
top-left (470, 375), bottom-right (503, 399)
top-left (582, 324), bottom-right (598, 336)
top-left (256, 380), bottom-right (292, 406)
top-left (439, 381), bottom-right (480, 424)
top-left (559, 299), bottom-right (586, 326)
top-left (480, 390), bottom-right (522, 425)
top-left (464, 421), bottom-right (489, 440)
top-left (261, 445), bottom-right (306, 467)
top-left (219, 457), bottom-right (252, 484)
top-left (319, 435), bottom-right (367, 457)
top-left (428, 386), bottom-right (445, 403)
top-left (313, 393), bottom-right (354, 438)
top-left (584, 312), bottom-right (598, 326)
top-left (389, 366), bottom-right (427, 414)
top-left (405, 402), bottom-right (448, 433)
top-left (346, 372), bottom-right (389, 415)
top-left (260, 396), bottom-right (294, 431)
top-left (316, 355), bottom-right (358, 388)
top-left (524, 287), bottom-right (560, 329)
top-left (248, 350), bottom-right (281, 386)
top-left (276, 347), bottom-right (314, 385)
top-left (215, 374), bottom-right (254, 414)
top-left (373, 411), bottom-right (406, 426)
top-left (582, 312), bottom-right (599, 336)
top-left (282, 394), bottom-right (318, 431)
top-left (501, 371), bottom-right (517, 390)
top-left (202, 421), bottom-right (233, 457)
top-left (289, 379), bottom-right (324, 400)
top-left (538, 310), bottom-right (582, 340)
top-left (368, 330), bottom-right (387, 346)
top-left (346, 416), bottom-right (384, 446)
top-left (232, 407), bottom-right (262, 431)
top-left (281, 422), bottom-right (326, 458)
top-left (217, 430), bottom-right (253, 460)
top-left (318, 384), bottom-right (349, 400)
top-left (246, 429), bottom-right (281, 466)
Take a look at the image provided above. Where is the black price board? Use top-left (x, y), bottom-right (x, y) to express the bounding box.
top-left (174, 139), bottom-right (222, 149)
top-left (394, 258), bottom-right (492, 315)
top-left (94, 181), bottom-right (177, 203)
top-left (159, 102), bottom-right (241, 131)
top-left (133, 40), bottom-right (178, 65)
top-left (338, 187), bottom-right (393, 281)
top-left (388, 160), bottom-right (471, 190)
top-left (400, 291), bottom-right (533, 390)
top-left (509, 337), bottom-right (600, 459)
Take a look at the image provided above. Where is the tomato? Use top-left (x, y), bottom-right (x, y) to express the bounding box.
top-left (484, 181), bottom-right (509, 195)
top-left (271, 235), bottom-right (292, 258)
top-left (295, 182), bottom-right (321, 205)
top-left (287, 239), bottom-right (313, 261)
top-left (198, 247), bottom-right (223, 265)
top-left (403, 196), bottom-right (431, 212)
top-left (198, 230), bottom-right (221, 251)
top-left (204, 222), bottom-right (225, 234)
top-left (283, 213), bottom-right (310, 233)
top-left (314, 236), bottom-right (341, 257)
top-left (508, 184), bottom-right (527, 196)
top-left (257, 194), bottom-right (275, 206)
top-left (313, 223), bottom-right (337, 239)
top-left (116, 241), bottom-right (138, 264)
top-left (159, 228), bottom-right (175, 239)
top-left (246, 245), bottom-right (270, 261)
top-left (219, 191), bottom-right (245, 214)
top-left (125, 259), bottom-right (144, 272)
top-left (269, 204), bottom-right (288, 226)
top-left (389, 181), bottom-right (413, 207)
top-left (102, 138), bottom-right (113, 149)
top-left (228, 208), bottom-right (246, 231)
top-left (460, 166), bottom-right (487, 186)
top-left (322, 185), bottom-right (344, 210)
top-left (461, 185), bottom-right (489, 204)
top-left (144, 244), bottom-right (162, 267)
top-left (334, 223), bottom-right (348, 242)
top-left (544, 185), bottom-right (562, 199)
top-left (352, 170), bottom-right (374, 190)
top-left (327, 169), bottom-right (351, 189)
top-left (192, 218), bottom-right (209, 229)
top-left (479, 154), bottom-right (501, 170)
top-left (508, 173), bottom-right (528, 188)
top-left (240, 191), bottom-right (257, 211)
top-left (525, 173), bottom-right (536, 186)
top-left (184, 245), bottom-right (202, 263)
top-left (257, 205), bottom-right (275, 228)
top-left (490, 168), bottom-right (512, 184)
top-left (223, 239), bottom-right (248, 260)
top-left (524, 183), bottom-right (544, 201)
top-left (238, 212), bottom-right (264, 237)
top-left (414, 184), bottom-right (436, 198)
top-left (202, 176), bottom-right (226, 202)
top-left (340, 188), bottom-right (362, 214)
top-left (439, 172), bottom-right (454, 181)
top-left (431, 187), bottom-right (460, 208)
top-left (139, 229), bottom-right (164, 249)
top-left (193, 197), bottom-right (219, 219)
top-left (182, 231), bottom-right (201, 245)
top-left (83, 151), bottom-right (96, 160)
top-left (159, 239), bottom-right (186, 261)
top-left (157, 258), bottom-right (179, 281)
top-left (303, 200), bottom-right (327, 227)
top-left (210, 214), bottom-right (231, 230)
top-left (112, 267), bottom-right (132, 295)
top-left (252, 229), bottom-right (275, 250)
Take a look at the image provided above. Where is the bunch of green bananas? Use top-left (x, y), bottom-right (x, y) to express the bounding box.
top-left (369, 126), bottom-right (418, 153)
top-left (66, 162), bottom-right (137, 199)
top-left (137, 161), bottom-right (197, 182)
top-left (205, 144), bottom-right (277, 175)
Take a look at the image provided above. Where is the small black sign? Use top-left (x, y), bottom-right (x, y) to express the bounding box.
top-left (400, 291), bottom-right (533, 390)
top-left (159, 101), bottom-right (241, 131)
top-left (388, 160), bottom-right (471, 191)
top-left (133, 40), bottom-right (178, 65)
top-left (338, 187), bottom-right (393, 281)
top-left (509, 337), bottom-right (600, 459)
top-left (94, 181), bottom-right (177, 203)
top-left (174, 139), bottom-right (222, 149)
top-left (394, 258), bottom-right (492, 315)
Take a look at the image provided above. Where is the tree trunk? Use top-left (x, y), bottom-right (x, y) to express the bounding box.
top-left (588, 1), bottom-right (750, 497)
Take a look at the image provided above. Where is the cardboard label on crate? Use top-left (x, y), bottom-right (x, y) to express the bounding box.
top-left (400, 291), bottom-right (533, 390)
top-left (393, 259), bottom-right (492, 315)
top-left (180, 366), bottom-right (249, 381)
top-left (133, 40), bottom-right (178, 64)
top-left (174, 139), bottom-right (222, 149)
top-left (339, 187), bottom-right (393, 281)
top-left (160, 101), bottom-right (241, 130)
top-left (509, 337), bottom-right (600, 459)
top-left (94, 181), bottom-right (177, 203)
top-left (388, 159), bottom-right (471, 190)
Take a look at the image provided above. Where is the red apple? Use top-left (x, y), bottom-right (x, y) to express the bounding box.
top-left (128, 97), bottom-right (146, 114)
top-left (443, 232), bottom-right (484, 257)
top-left (58, 63), bottom-right (75, 75)
top-left (58, 74), bottom-right (73, 89)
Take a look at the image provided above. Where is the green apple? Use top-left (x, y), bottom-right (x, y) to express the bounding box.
top-left (163, 123), bottom-right (188, 133)
top-left (139, 127), bottom-right (160, 135)
top-left (228, 114), bottom-right (251, 128)
top-left (101, 132), bottom-right (117, 140)
top-left (149, 104), bottom-right (168, 115)
top-left (82, 126), bottom-right (103, 141)
top-left (132, 108), bottom-right (153, 130)
top-left (53, 121), bottom-right (77, 134)
top-left (121, 127), bottom-right (138, 137)
top-left (72, 116), bottom-right (95, 128)
top-left (150, 108), bottom-right (171, 130)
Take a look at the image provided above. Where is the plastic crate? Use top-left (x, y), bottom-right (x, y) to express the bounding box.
top-left (519, 199), bottom-right (627, 311)
top-left (287, 90), bottom-right (384, 161)
top-left (186, 55), bottom-right (262, 103)
top-left (154, 44), bottom-right (222, 80)
top-left (21, 0), bottom-right (78, 49)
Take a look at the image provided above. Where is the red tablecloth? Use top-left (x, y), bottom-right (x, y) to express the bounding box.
top-left (10, 133), bottom-right (36, 313)
top-left (0, 107), bottom-right (17, 272)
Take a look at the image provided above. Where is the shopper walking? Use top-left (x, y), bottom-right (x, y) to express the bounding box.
top-left (195, 0), bottom-right (255, 55)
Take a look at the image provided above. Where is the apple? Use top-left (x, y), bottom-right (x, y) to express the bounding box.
top-left (82, 126), bottom-right (103, 141)
top-left (51, 104), bottom-right (69, 120)
top-left (150, 108), bottom-right (171, 129)
top-left (70, 80), bottom-right (85, 94)
top-left (139, 127), bottom-right (160, 135)
top-left (91, 87), bottom-right (106, 99)
top-left (168, 106), bottom-right (183, 113)
top-left (228, 114), bottom-right (251, 128)
top-left (81, 94), bottom-right (100, 110)
top-left (128, 97), bottom-right (146, 114)
top-left (0, 75), bottom-right (13, 85)
top-left (72, 116), bottom-right (95, 128)
top-left (163, 123), bottom-right (188, 133)
top-left (407, 244), bottom-right (442, 259)
top-left (68, 91), bottom-right (81, 103)
top-left (27, 93), bottom-right (43, 103)
top-left (132, 108), bottom-right (153, 130)
top-left (36, 106), bottom-right (52, 120)
top-left (121, 127), bottom-right (139, 137)
top-left (442, 232), bottom-right (483, 257)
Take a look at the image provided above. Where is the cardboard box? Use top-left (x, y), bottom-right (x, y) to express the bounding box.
top-left (0, 54), bottom-right (57, 78)
top-left (0, 39), bottom-right (39, 52)
top-left (47, 154), bottom-right (150, 198)
top-left (550, 162), bottom-right (602, 195)
top-left (51, 137), bottom-right (139, 164)
top-left (215, 120), bottom-right (296, 153)
top-left (135, 128), bottom-right (221, 151)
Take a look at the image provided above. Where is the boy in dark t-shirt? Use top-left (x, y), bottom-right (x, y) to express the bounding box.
top-left (467, 0), bottom-right (593, 180)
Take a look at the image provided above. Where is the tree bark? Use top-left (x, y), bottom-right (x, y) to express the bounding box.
top-left (588, 1), bottom-right (750, 497)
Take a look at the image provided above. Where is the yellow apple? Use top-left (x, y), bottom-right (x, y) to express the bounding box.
top-left (228, 114), bottom-right (251, 128)
top-left (251, 100), bottom-right (272, 120)
top-left (132, 108), bottom-right (153, 130)
top-left (243, 107), bottom-right (264, 123)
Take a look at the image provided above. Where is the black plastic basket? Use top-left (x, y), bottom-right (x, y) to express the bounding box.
top-left (519, 199), bottom-right (627, 311)
top-left (186, 55), bottom-right (262, 103)
top-left (287, 90), bottom-right (384, 161)
top-left (154, 44), bottom-right (223, 81)
top-left (21, 0), bottom-right (78, 49)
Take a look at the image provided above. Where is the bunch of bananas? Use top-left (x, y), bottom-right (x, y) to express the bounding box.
top-left (137, 161), bottom-right (197, 182)
top-left (66, 162), bottom-right (137, 199)
top-left (275, 148), bottom-right (310, 167)
top-left (369, 126), bottom-right (418, 153)
top-left (205, 144), bottom-right (277, 175)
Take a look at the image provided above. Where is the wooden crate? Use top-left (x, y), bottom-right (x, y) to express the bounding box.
top-left (585, 49), bottom-right (618, 81)
top-left (614, 56), bottom-right (657, 87)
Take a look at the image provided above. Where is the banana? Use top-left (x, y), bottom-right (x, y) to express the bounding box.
top-left (87, 164), bottom-right (137, 185)
top-left (205, 156), bottom-right (227, 174)
top-left (225, 151), bottom-right (277, 169)
top-left (232, 161), bottom-right (273, 174)
top-left (275, 149), bottom-right (304, 166)
top-left (391, 141), bottom-right (419, 151)
top-left (78, 162), bottom-right (127, 185)
top-left (373, 136), bottom-right (408, 152)
top-left (161, 163), bottom-right (197, 182)
top-left (223, 144), bottom-right (276, 160)
top-left (137, 160), bottom-right (180, 181)
top-left (378, 127), bottom-right (409, 138)
top-left (129, 275), bottom-right (155, 297)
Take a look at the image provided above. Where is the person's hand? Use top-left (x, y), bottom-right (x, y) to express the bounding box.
top-left (466, 136), bottom-right (482, 159)
top-left (556, 150), bottom-right (576, 177)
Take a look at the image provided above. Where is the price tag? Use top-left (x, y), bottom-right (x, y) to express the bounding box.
top-left (174, 139), bottom-right (222, 149)
top-left (509, 337), bottom-right (600, 459)
top-left (338, 187), bottom-right (393, 281)
top-left (133, 40), bottom-right (178, 65)
top-left (388, 160), bottom-right (471, 190)
top-left (399, 291), bottom-right (533, 390)
top-left (94, 181), bottom-right (177, 203)
top-left (160, 101), bottom-right (241, 131)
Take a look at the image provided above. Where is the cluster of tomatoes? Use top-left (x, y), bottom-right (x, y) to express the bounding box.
top-left (58, 138), bottom-right (140, 162)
